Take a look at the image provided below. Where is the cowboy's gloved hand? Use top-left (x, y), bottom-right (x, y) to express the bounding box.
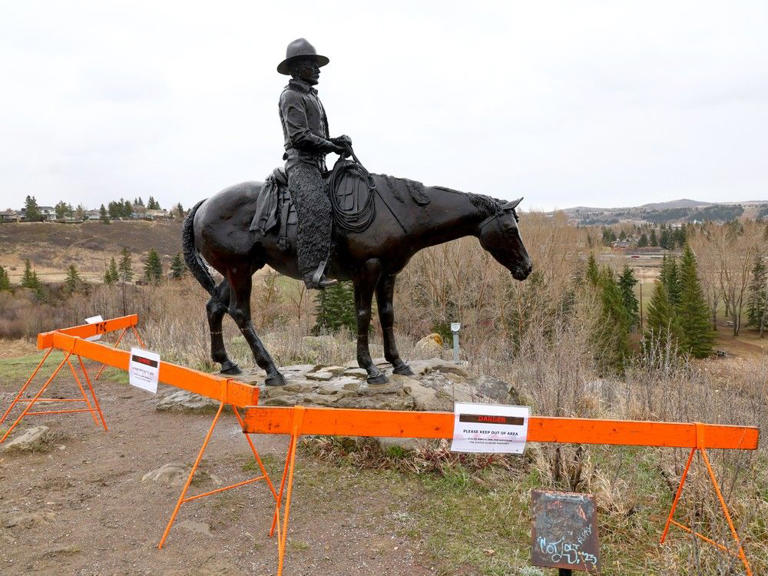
top-left (330, 141), bottom-right (347, 154)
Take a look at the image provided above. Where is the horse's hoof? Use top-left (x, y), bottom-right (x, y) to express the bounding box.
top-left (392, 363), bottom-right (414, 376)
top-left (265, 372), bottom-right (286, 387)
top-left (367, 373), bottom-right (388, 385)
top-left (220, 361), bottom-right (242, 375)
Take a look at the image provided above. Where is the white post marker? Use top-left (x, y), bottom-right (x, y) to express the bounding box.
top-left (128, 347), bottom-right (160, 394)
top-left (450, 322), bottom-right (461, 362)
top-left (451, 403), bottom-right (529, 454)
top-left (84, 315), bottom-right (104, 342)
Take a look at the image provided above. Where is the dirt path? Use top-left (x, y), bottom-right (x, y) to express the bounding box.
top-left (0, 369), bottom-right (434, 575)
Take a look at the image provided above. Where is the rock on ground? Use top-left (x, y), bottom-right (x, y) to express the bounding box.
top-left (243, 358), bottom-right (519, 412)
top-left (1, 426), bottom-right (52, 454)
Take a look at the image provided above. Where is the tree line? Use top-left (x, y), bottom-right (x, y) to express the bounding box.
top-left (19, 195), bottom-right (185, 222)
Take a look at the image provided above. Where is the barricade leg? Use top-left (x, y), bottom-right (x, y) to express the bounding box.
top-left (0, 351), bottom-right (71, 443)
top-left (232, 406), bottom-right (278, 502)
top-left (0, 348), bottom-right (53, 425)
top-left (699, 447), bottom-right (752, 576)
top-left (65, 356), bottom-right (100, 426)
top-left (660, 447), bottom-right (696, 543)
top-left (76, 355), bottom-right (108, 430)
top-left (660, 446), bottom-right (753, 575)
top-left (158, 401), bottom-right (225, 549)
top-left (275, 406), bottom-right (305, 576)
top-left (158, 402), bottom-right (277, 549)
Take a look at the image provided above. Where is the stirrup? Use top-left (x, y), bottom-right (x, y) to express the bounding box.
top-left (308, 261), bottom-right (337, 289)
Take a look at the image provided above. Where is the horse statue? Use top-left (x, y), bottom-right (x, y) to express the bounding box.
top-left (182, 166), bottom-right (532, 386)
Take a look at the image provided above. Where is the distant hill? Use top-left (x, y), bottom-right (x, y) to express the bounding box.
top-left (638, 199), bottom-right (710, 210)
top-left (0, 220), bottom-right (183, 283)
top-left (560, 198), bottom-right (768, 226)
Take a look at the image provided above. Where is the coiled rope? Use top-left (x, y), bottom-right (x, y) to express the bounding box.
top-left (328, 146), bottom-right (377, 233)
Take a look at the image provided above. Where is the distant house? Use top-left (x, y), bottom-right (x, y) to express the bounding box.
top-left (85, 209), bottom-right (101, 220)
top-left (20, 206), bottom-right (55, 221)
top-left (145, 209), bottom-right (172, 220)
top-left (0, 209), bottom-right (20, 223)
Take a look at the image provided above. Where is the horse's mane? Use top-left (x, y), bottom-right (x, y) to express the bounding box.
top-left (432, 186), bottom-right (505, 219)
top-left (375, 176), bottom-right (509, 221)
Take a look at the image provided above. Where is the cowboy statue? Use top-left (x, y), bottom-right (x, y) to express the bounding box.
top-left (277, 38), bottom-right (352, 289)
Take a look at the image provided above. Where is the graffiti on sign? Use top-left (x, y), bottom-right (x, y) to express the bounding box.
top-left (531, 489), bottom-right (599, 572)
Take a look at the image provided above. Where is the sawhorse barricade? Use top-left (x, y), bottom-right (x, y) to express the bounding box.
top-left (0, 315), bottom-right (277, 548)
top-left (241, 406), bottom-right (760, 576)
top-left (0, 314), bottom-right (143, 442)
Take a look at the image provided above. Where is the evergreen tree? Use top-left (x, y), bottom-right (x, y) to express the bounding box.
top-left (637, 233), bottom-right (649, 247)
top-left (747, 254), bottom-right (768, 337)
top-left (673, 227), bottom-right (687, 249)
top-left (118, 248), bottom-right (133, 283)
top-left (659, 255), bottom-right (681, 307)
top-left (64, 264), bottom-right (83, 295)
top-left (100, 204), bottom-right (110, 223)
top-left (143, 249), bottom-right (163, 283)
top-left (21, 259), bottom-right (37, 288)
top-left (170, 252), bottom-right (186, 279)
top-left (659, 228), bottom-right (673, 250)
top-left (618, 230), bottom-right (627, 241)
top-left (0, 265), bottom-right (10, 291)
top-left (677, 245), bottom-right (714, 357)
top-left (593, 268), bottom-right (631, 374)
top-left (147, 196), bottom-right (160, 210)
top-left (649, 228), bottom-right (658, 246)
top-left (586, 253), bottom-right (600, 286)
top-left (313, 281), bottom-right (356, 334)
top-left (618, 265), bottom-right (640, 329)
top-left (644, 279), bottom-right (683, 354)
top-left (20, 259), bottom-right (43, 298)
top-left (175, 203), bottom-right (184, 218)
top-left (75, 204), bottom-right (86, 221)
top-left (107, 257), bottom-right (119, 284)
top-left (24, 195), bottom-right (42, 222)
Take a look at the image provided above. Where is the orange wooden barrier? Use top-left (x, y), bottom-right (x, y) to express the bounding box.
top-left (242, 405), bottom-right (760, 576)
top-left (1, 314), bottom-right (142, 442)
top-left (1, 315), bottom-right (277, 548)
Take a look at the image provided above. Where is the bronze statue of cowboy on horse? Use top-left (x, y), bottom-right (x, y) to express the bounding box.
top-left (182, 39), bottom-right (532, 385)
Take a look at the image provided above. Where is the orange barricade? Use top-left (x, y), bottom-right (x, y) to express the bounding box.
top-left (1, 315), bottom-right (277, 548)
top-left (0, 314), bottom-right (142, 441)
top-left (241, 405), bottom-right (760, 576)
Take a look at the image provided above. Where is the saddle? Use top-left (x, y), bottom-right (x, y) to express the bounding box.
top-left (249, 161), bottom-right (377, 246)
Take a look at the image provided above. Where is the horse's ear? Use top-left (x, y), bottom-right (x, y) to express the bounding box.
top-left (503, 197), bottom-right (523, 211)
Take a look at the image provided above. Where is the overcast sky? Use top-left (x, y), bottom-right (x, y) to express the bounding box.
top-left (1, 1), bottom-right (767, 213)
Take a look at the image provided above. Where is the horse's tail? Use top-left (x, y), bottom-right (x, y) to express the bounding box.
top-left (182, 199), bottom-right (216, 296)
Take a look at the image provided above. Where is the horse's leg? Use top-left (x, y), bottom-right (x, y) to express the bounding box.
top-left (226, 269), bottom-right (286, 387)
top-left (355, 260), bottom-right (386, 384)
top-left (375, 274), bottom-right (414, 376)
top-left (207, 279), bottom-right (241, 375)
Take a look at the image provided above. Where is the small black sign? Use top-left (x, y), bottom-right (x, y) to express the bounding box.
top-left (531, 490), bottom-right (599, 572)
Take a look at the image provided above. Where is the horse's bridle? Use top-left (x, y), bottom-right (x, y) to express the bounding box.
top-left (479, 198), bottom-right (522, 234)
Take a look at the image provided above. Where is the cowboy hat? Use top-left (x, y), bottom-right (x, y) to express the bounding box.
top-left (277, 38), bottom-right (330, 75)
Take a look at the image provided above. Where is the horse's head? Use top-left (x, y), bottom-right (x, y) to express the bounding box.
top-left (477, 197), bottom-right (533, 281)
